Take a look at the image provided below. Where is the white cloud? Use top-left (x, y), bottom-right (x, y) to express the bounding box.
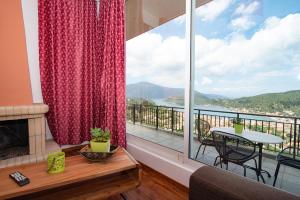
top-left (196, 0), bottom-right (233, 21)
top-left (175, 0), bottom-right (232, 24)
top-left (173, 14), bottom-right (186, 24)
top-left (196, 14), bottom-right (300, 77)
top-left (230, 1), bottom-right (261, 31)
top-left (231, 15), bottom-right (255, 30)
top-left (264, 16), bottom-right (281, 29)
top-left (297, 74), bottom-right (300, 80)
top-left (256, 70), bottom-right (292, 78)
top-left (126, 33), bottom-right (186, 88)
top-left (126, 14), bottom-right (300, 94)
top-left (201, 77), bottom-right (213, 85)
top-left (210, 85), bottom-right (257, 93)
top-left (234, 1), bottom-right (260, 16)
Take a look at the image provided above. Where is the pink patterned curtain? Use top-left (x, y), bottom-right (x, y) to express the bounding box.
top-left (95, 0), bottom-right (126, 147)
top-left (39, 0), bottom-right (126, 147)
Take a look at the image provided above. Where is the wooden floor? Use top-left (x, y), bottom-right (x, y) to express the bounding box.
top-left (107, 164), bottom-right (188, 200)
top-left (63, 147), bottom-right (188, 200)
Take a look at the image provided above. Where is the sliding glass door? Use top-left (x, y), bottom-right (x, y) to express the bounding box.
top-left (125, 0), bottom-right (187, 152)
top-left (125, 0), bottom-right (300, 195)
top-left (189, 0), bottom-right (300, 195)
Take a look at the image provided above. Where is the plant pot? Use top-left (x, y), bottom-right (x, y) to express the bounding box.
top-left (47, 152), bottom-right (65, 174)
top-left (90, 140), bottom-right (110, 152)
top-left (234, 124), bottom-right (243, 134)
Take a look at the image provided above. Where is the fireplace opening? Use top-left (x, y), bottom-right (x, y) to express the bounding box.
top-left (0, 119), bottom-right (29, 160)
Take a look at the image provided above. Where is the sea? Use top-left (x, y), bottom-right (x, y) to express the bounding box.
top-left (152, 98), bottom-right (271, 121)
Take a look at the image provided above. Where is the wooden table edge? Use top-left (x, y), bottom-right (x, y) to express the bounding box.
top-left (123, 148), bottom-right (143, 186)
top-left (0, 148), bottom-right (141, 199)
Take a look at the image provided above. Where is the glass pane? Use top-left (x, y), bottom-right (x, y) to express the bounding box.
top-left (190, 0), bottom-right (300, 195)
top-left (126, 0), bottom-right (186, 152)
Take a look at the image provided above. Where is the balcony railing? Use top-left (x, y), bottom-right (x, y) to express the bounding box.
top-left (126, 104), bottom-right (300, 155)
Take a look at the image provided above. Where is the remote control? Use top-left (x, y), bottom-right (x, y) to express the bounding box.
top-left (9, 171), bottom-right (30, 186)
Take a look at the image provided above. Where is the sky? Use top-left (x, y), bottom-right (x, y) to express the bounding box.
top-left (126, 0), bottom-right (300, 98)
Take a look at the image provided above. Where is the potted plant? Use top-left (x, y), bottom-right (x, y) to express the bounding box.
top-left (233, 117), bottom-right (243, 134)
top-left (90, 127), bottom-right (111, 152)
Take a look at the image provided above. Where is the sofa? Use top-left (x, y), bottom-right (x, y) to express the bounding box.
top-left (189, 166), bottom-right (300, 200)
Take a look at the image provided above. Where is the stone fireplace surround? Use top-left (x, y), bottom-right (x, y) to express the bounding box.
top-left (0, 104), bottom-right (54, 168)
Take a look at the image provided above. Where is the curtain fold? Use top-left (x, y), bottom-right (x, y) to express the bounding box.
top-left (39, 0), bottom-right (126, 147)
top-left (39, 0), bottom-right (97, 145)
top-left (96, 0), bottom-right (126, 147)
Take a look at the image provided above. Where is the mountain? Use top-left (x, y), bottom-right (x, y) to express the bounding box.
top-left (126, 82), bottom-right (226, 100)
top-left (126, 82), bottom-right (183, 99)
top-left (204, 93), bottom-right (228, 100)
top-left (126, 82), bottom-right (300, 117)
top-left (218, 90), bottom-right (300, 116)
top-left (169, 90), bottom-right (300, 117)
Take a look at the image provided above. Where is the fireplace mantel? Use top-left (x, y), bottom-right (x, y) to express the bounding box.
top-left (0, 104), bottom-right (49, 168)
top-left (0, 104), bottom-right (49, 121)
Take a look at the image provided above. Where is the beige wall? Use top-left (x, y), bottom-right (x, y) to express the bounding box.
top-left (0, 0), bottom-right (33, 106)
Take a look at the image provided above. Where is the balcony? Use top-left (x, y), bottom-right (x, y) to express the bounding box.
top-left (126, 104), bottom-right (300, 195)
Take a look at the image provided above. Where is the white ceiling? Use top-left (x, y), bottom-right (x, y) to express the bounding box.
top-left (126, 0), bottom-right (212, 40)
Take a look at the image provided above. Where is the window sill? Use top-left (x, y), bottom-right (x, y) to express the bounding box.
top-left (126, 134), bottom-right (206, 187)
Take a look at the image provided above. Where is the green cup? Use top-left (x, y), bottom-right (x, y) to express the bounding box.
top-left (47, 152), bottom-right (65, 174)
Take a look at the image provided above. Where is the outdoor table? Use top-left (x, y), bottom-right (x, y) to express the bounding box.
top-left (210, 127), bottom-right (283, 183)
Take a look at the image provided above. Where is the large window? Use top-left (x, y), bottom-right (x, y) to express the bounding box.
top-left (126, 0), bottom-right (300, 195)
top-left (190, 0), bottom-right (300, 195)
top-left (126, 0), bottom-right (186, 152)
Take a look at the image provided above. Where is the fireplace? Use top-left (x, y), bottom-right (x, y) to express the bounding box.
top-left (0, 104), bottom-right (49, 168)
top-left (0, 119), bottom-right (29, 160)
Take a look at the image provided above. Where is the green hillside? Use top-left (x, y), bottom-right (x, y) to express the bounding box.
top-left (219, 90), bottom-right (300, 117)
top-left (167, 90), bottom-right (300, 117)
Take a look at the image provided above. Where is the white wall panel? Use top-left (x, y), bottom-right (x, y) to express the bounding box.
top-left (21, 0), bottom-right (52, 139)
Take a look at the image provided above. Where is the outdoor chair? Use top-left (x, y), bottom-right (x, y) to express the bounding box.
top-left (212, 130), bottom-right (259, 180)
top-left (195, 119), bottom-right (212, 159)
top-left (273, 147), bottom-right (300, 186)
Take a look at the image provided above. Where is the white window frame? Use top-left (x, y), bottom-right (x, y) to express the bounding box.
top-left (184, 0), bottom-right (198, 165)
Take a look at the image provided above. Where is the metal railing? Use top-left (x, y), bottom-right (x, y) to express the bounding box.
top-left (126, 104), bottom-right (300, 155)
